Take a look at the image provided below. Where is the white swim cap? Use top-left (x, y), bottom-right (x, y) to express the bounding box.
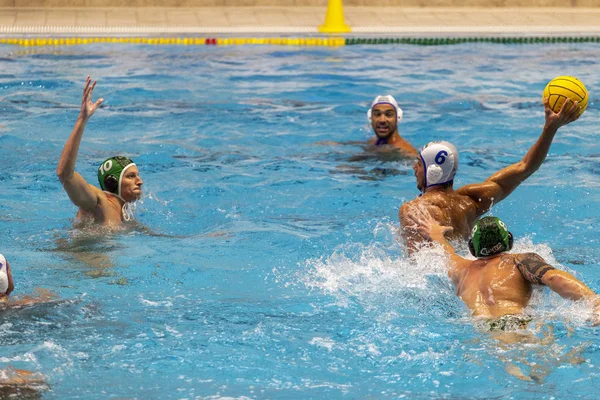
top-left (367, 95), bottom-right (403, 124)
top-left (0, 254), bottom-right (9, 294)
top-left (419, 141), bottom-right (459, 188)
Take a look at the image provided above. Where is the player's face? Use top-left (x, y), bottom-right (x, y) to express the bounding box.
top-left (371, 104), bottom-right (397, 139)
top-left (413, 158), bottom-right (425, 191)
top-left (120, 166), bottom-right (143, 202)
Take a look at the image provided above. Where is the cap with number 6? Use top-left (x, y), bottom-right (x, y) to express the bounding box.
top-left (419, 141), bottom-right (459, 188)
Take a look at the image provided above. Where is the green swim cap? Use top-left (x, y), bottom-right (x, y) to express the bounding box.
top-left (97, 156), bottom-right (136, 198)
top-left (468, 216), bottom-right (513, 258)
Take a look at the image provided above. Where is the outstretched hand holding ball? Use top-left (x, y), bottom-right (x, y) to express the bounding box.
top-left (543, 76), bottom-right (588, 117)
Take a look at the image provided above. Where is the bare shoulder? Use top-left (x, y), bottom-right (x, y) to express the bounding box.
top-left (510, 252), bottom-right (555, 284)
top-left (456, 181), bottom-right (500, 216)
top-left (456, 181), bottom-right (495, 198)
top-left (89, 185), bottom-right (121, 214)
top-left (400, 197), bottom-right (416, 210)
top-left (511, 252), bottom-right (547, 265)
top-left (88, 184), bottom-right (104, 195)
top-left (393, 140), bottom-right (418, 156)
top-left (399, 198), bottom-right (445, 223)
top-left (91, 185), bottom-right (112, 203)
top-left (399, 196), bottom-right (421, 215)
top-left (399, 202), bottom-right (412, 223)
top-left (420, 192), bottom-right (474, 219)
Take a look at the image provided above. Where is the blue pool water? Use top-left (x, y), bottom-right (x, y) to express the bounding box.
top-left (1, 41), bottom-right (600, 399)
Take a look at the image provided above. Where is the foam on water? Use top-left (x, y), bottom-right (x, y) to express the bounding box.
top-left (303, 231), bottom-right (597, 327)
top-left (297, 221), bottom-right (599, 389)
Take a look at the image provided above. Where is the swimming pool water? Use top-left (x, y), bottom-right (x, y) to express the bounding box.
top-left (1, 41), bottom-right (600, 399)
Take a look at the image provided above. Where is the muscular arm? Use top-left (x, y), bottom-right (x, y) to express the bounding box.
top-left (56, 117), bottom-right (99, 212)
top-left (514, 253), bottom-right (596, 300)
top-left (56, 77), bottom-right (104, 212)
top-left (457, 98), bottom-right (580, 217)
top-left (425, 223), bottom-right (470, 276)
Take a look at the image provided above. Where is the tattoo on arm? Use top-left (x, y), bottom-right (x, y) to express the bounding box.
top-left (513, 253), bottom-right (556, 284)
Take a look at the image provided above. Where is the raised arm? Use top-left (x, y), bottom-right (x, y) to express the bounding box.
top-left (513, 252), bottom-right (600, 324)
top-left (457, 97), bottom-right (581, 217)
top-left (56, 77), bottom-right (104, 212)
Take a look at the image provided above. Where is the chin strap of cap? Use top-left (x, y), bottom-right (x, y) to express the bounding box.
top-left (122, 201), bottom-right (137, 222)
top-left (104, 191), bottom-right (137, 222)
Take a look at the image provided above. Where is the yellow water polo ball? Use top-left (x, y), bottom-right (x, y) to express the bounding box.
top-left (543, 76), bottom-right (588, 117)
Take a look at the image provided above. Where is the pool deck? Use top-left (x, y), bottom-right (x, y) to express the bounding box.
top-left (1, 6), bottom-right (600, 35)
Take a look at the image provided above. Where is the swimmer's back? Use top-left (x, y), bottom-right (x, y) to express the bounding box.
top-left (457, 254), bottom-right (532, 318)
top-left (420, 191), bottom-right (479, 239)
top-left (401, 191), bottom-right (478, 250)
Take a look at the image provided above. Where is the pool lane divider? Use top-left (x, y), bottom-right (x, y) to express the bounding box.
top-left (1, 37), bottom-right (600, 47)
top-left (347, 37), bottom-right (600, 44)
top-left (0, 37), bottom-right (346, 47)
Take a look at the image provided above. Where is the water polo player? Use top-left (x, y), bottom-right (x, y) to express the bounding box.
top-left (400, 96), bottom-right (581, 252)
top-left (57, 77), bottom-right (143, 226)
top-left (413, 212), bottom-right (600, 334)
top-left (367, 95), bottom-right (417, 156)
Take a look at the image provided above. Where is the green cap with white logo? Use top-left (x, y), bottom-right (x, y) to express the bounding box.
top-left (469, 216), bottom-right (513, 258)
top-left (97, 156), bottom-right (135, 198)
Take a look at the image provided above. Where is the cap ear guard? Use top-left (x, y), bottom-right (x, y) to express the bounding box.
top-left (104, 175), bottom-right (119, 194)
top-left (507, 231), bottom-right (514, 251)
top-left (98, 156), bottom-right (135, 198)
top-left (426, 164), bottom-right (444, 186)
top-left (468, 238), bottom-right (476, 257)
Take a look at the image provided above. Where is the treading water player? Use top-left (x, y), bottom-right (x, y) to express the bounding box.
top-left (367, 95), bottom-right (417, 156)
top-left (57, 77), bottom-right (143, 226)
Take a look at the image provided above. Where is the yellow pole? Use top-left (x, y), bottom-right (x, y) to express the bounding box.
top-left (319, 0), bottom-right (351, 34)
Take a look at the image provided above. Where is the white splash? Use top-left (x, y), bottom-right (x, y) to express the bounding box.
top-left (139, 296), bottom-right (173, 307)
top-left (309, 337), bottom-right (337, 352)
